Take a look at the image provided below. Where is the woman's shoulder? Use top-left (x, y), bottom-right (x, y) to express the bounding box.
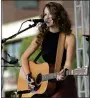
top-left (65, 33), bottom-right (76, 47)
top-left (66, 33), bottom-right (76, 41)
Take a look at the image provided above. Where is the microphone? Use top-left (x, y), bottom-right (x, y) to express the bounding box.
top-left (83, 35), bottom-right (90, 41)
top-left (9, 57), bottom-right (18, 64)
top-left (83, 35), bottom-right (90, 37)
top-left (28, 19), bottom-right (47, 23)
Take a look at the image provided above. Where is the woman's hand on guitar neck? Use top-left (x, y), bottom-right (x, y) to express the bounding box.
top-left (56, 68), bottom-right (69, 81)
top-left (56, 69), bottom-right (65, 81)
top-left (26, 73), bottom-right (35, 89)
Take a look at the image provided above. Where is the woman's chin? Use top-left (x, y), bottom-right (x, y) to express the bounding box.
top-left (46, 24), bottom-right (53, 27)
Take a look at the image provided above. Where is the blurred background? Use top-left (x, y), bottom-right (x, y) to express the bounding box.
top-left (1, 0), bottom-right (89, 98)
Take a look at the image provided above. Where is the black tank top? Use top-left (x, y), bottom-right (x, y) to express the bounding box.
top-left (41, 31), bottom-right (66, 67)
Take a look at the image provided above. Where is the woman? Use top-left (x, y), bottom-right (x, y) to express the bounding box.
top-left (21, 2), bottom-right (78, 98)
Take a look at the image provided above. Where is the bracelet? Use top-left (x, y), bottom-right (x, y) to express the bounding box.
top-left (26, 72), bottom-right (32, 81)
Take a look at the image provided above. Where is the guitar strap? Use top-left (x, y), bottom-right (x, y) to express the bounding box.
top-left (34, 51), bottom-right (42, 63)
top-left (54, 32), bottom-right (66, 72)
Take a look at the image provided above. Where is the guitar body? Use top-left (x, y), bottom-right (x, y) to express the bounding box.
top-left (17, 61), bottom-right (88, 98)
top-left (17, 61), bottom-right (49, 98)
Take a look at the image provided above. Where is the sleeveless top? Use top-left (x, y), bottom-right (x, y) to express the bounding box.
top-left (41, 31), bottom-right (66, 68)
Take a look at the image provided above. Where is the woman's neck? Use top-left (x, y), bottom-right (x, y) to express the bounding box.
top-left (49, 26), bottom-right (59, 33)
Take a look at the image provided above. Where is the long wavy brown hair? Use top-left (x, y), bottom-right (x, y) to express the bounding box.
top-left (36, 2), bottom-right (72, 45)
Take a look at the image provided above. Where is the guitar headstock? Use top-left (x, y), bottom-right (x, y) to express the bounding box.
top-left (72, 67), bottom-right (88, 76)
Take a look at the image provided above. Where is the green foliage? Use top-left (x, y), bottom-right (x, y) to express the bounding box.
top-left (19, 36), bottom-right (34, 57)
top-left (72, 56), bottom-right (77, 69)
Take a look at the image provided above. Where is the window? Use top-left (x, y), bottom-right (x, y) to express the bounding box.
top-left (7, 42), bottom-right (21, 59)
top-left (15, 0), bottom-right (39, 9)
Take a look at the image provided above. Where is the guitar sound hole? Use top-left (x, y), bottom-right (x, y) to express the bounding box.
top-left (36, 73), bottom-right (42, 85)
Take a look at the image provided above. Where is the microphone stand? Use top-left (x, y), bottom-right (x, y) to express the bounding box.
top-left (2, 23), bottom-right (36, 43)
top-left (2, 23), bottom-right (37, 64)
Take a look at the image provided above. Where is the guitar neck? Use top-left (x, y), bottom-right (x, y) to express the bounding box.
top-left (41, 67), bottom-right (88, 81)
top-left (41, 71), bottom-right (70, 81)
top-left (42, 73), bottom-right (58, 81)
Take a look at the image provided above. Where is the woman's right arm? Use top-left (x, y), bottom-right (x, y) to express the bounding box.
top-left (21, 37), bottom-right (40, 76)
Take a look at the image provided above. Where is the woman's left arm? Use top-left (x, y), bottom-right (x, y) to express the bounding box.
top-left (64, 34), bottom-right (76, 69)
top-left (57, 34), bottom-right (76, 81)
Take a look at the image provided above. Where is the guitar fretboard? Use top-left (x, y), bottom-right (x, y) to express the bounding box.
top-left (42, 73), bottom-right (58, 81)
top-left (41, 67), bottom-right (87, 81)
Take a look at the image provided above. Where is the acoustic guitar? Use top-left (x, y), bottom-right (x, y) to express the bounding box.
top-left (17, 61), bottom-right (88, 98)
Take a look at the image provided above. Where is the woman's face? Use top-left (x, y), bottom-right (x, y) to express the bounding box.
top-left (44, 7), bottom-right (54, 27)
